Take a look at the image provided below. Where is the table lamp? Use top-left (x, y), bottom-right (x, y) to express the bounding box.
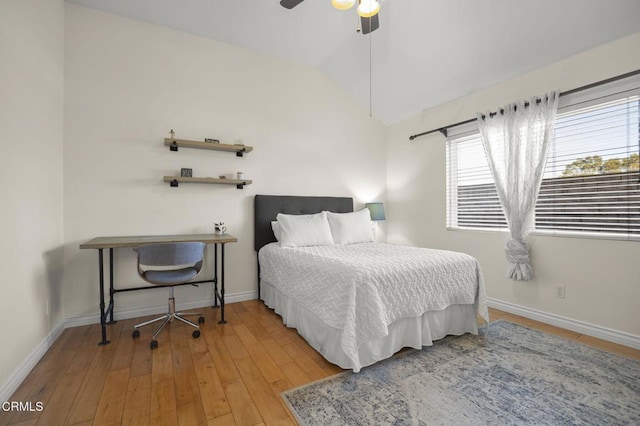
top-left (365, 202), bottom-right (385, 239)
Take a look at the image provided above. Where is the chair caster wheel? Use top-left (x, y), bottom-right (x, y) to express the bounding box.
top-left (150, 340), bottom-right (158, 349)
top-left (192, 330), bottom-right (201, 338)
top-left (132, 329), bottom-right (140, 339)
top-left (198, 316), bottom-right (205, 324)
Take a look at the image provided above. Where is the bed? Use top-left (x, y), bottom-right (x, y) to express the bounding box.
top-left (254, 194), bottom-right (489, 372)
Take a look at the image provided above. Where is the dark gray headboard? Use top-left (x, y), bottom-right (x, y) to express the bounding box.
top-left (254, 194), bottom-right (354, 251)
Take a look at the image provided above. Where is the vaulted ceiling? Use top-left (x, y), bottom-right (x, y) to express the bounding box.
top-left (67, 0), bottom-right (640, 124)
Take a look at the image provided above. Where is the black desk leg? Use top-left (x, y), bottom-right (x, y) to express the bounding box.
top-left (218, 243), bottom-right (227, 324)
top-left (97, 249), bottom-right (110, 346)
top-left (212, 244), bottom-right (219, 308)
top-left (107, 248), bottom-right (116, 324)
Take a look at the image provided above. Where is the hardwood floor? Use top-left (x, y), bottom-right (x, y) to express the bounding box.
top-left (1, 302), bottom-right (638, 425)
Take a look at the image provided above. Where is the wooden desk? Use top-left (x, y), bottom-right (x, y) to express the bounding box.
top-left (80, 233), bottom-right (237, 346)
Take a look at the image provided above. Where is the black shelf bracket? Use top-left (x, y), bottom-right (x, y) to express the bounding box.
top-left (236, 181), bottom-right (247, 189)
top-left (170, 179), bottom-right (179, 187)
top-left (170, 141), bottom-right (178, 151)
top-left (236, 148), bottom-right (246, 157)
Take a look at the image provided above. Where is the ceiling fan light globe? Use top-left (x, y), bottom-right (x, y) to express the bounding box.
top-left (332, 0), bottom-right (356, 10)
top-left (357, 0), bottom-right (380, 17)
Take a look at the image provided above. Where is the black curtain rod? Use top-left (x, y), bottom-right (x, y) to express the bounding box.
top-left (408, 68), bottom-right (640, 141)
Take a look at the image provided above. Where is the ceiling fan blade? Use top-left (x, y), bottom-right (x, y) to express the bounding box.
top-left (360, 14), bottom-right (380, 35)
top-left (280, 0), bottom-right (305, 9)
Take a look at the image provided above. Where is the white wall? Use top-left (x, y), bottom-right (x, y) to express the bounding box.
top-left (63, 4), bottom-right (387, 320)
top-left (0, 0), bottom-right (65, 393)
top-left (387, 32), bottom-right (640, 338)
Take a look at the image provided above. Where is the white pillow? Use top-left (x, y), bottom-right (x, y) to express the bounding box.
top-left (276, 211), bottom-right (334, 248)
top-left (326, 209), bottom-right (374, 245)
top-left (271, 221), bottom-right (281, 241)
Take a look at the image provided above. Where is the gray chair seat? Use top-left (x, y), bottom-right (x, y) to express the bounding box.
top-left (143, 267), bottom-right (199, 285)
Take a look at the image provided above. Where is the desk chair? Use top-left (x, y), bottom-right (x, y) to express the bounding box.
top-left (131, 242), bottom-right (206, 349)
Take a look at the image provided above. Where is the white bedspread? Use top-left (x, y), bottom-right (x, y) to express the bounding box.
top-left (259, 242), bottom-right (489, 371)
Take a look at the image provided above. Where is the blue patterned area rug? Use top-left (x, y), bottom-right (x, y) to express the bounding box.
top-left (282, 321), bottom-right (639, 425)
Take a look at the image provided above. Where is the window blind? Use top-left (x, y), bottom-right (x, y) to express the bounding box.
top-left (446, 79), bottom-right (640, 240)
top-left (446, 133), bottom-right (507, 229)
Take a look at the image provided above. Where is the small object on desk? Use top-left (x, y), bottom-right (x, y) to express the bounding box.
top-left (237, 172), bottom-right (244, 180)
top-left (204, 138), bottom-right (220, 143)
top-left (170, 129), bottom-right (175, 139)
top-left (214, 222), bottom-right (227, 234)
top-left (218, 175), bottom-right (227, 179)
top-left (181, 168), bottom-right (193, 177)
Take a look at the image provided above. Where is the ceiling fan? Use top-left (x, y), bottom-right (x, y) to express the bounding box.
top-left (279, 0), bottom-right (380, 35)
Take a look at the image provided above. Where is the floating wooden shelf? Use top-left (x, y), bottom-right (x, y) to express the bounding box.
top-left (163, 176), bottom-right (253, 189)
top-left (164, 138), bottom-right (253, 157)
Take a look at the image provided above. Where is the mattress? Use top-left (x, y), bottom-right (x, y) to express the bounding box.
top-left (259, 242), bottom-right (489, 371)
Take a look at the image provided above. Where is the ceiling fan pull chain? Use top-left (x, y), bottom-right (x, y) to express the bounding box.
top-left (369, 21), bottom-right (372, 117)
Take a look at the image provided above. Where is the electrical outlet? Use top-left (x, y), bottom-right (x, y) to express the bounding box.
top-left (554, 286), bottom-right (566, 299)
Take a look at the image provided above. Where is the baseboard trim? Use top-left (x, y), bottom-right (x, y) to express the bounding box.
top-left (0, 290), bottom-right (258, 401)
top-left (0, 320), bottom-right (65, 403)
top-left (488, 297), bottom-right (640, 350)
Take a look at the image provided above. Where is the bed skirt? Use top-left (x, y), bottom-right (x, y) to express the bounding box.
top-left (260, 280), bottom-right (480, 372)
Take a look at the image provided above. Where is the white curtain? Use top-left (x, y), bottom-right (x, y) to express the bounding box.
top-left (477, 91), bottom-right (559, 281)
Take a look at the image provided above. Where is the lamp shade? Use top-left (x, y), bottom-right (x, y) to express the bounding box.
top-left (365, 202), bottom-right (386, 221)
top-left (357, 0), bottom-right (380, 17)
top-left (332, 0), bottom-right (356, 10)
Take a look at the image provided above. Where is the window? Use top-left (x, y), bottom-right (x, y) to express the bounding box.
top-left (446, 76), bottom-right (640, 240)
